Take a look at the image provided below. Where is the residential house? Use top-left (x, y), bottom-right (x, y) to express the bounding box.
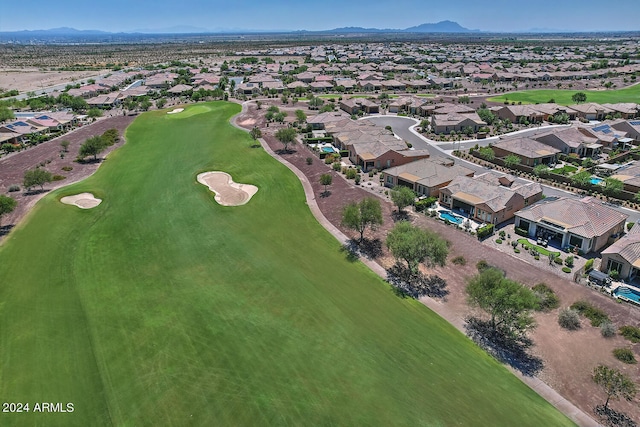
top-left (439, 171), bottom-right (543, 224)
top-left (567, 103), bottom-right (611, 121)
top-left (431, 112), bottom-right (486, 134)
top-left (514, 196), bottom-right (627, 253)
top-left (533, 127), bottom-right (602, 158)
top-left (382, 157), bottom-right (474, 197)
top-left (602, 103), bottom-right (639, 119)
top-left (235, 83), bottom-right (261, 96)
top-left (339, 98), bottom-right (379, 115)
top-left (491, 137), bottom-right (560, 166)
top-left (601, 223), bottom-right (640, 280)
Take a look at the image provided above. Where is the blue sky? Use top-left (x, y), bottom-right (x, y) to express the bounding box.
top-left (1, 0), bottom-right (638, 32)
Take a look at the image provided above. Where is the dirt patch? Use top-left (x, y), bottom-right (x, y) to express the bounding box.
top-left (197, 171), bottom-right (258, 206)
top-left (60, 192), bottom-right (101, 209)
top-left (0, 68), bottom-right (108, 93)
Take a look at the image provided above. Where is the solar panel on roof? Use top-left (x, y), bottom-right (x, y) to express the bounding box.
top-left (592, 124), bottom-right (610, 132)
top-left (630, 121), bottom-right (640, 126)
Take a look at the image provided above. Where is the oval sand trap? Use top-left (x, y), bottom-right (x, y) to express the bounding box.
top-left (197, 172), bottom-right (258, 206)
top-left (167, 108), bottom-right (184, 114)
top-left (60, 193), bottom-right (102, 209)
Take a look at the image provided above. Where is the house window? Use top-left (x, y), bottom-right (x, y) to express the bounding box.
top-left (606, 259), bottom-right (622, 274)
top-left (387, 175), bottom-right (394, 184)
top-left (569, 235), bottom-right (583, 248)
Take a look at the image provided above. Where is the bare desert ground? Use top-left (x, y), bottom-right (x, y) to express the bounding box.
top-left (0, 68), bottom-right (108, 93)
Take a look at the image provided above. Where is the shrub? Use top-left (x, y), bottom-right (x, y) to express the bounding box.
top-left (584, 259), bottom-right (594, 272)
top-left (554, 257), bottom-right (563, 265)
top-left (514, 248), bottom-right (520, 253)
top-left (476, 260), bottom-right (489, 271)
top-left (558, 308), bottom-right (581, 330)
top-left (619, 325), bottom-right (640, 343)
top-left (306, 157), bottom-right (313, 165)
top-left (600, 321), bottom-right (616, 338)
top-left (570, 300), bottom-right (610, 326)
top-left (495, 239), bottom-right (503, 244)
top-left (613, 348), bottom-right (637, 364)
top-left (562, 266), bottom-right (572, 273)
top-left (61, 166), bottom-right (73, 172)
top-left (534, 255), bottom-right (540, 260)
top-left (476, 223), bottom-right (494, 239)
top-left (8, 185), bottom-right (20, 192)
top-left (627, 222), bottom-right (635, 231)
top-left (565, 256), bottom-right (574, 268)
top-left (52, 175), bottom-right (66, 181)
top-left (499, 230), bottom-right (506, 238)
top-left (532, 283), bottom-right (560, 311)
top-left (332, 162), bottom-right (341, 171)
top-left (414, 196), bottom-right (437, 212)
top-left (354, 175), bottom-right (361, 185)
top-left (345, 168), bottom-right (358, 179)
top-left (452, 256), bottom-right (466, 266)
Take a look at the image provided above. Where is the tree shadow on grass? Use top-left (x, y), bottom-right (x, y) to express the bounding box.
top-left (464, 317), bottom-right (544, 377)
top-left (594, 405), bottom-right (637, 427)
top-left (0, 224), bottom-right (14, 237)
top-left (386, 263), bottom-right (449, 300)
top-left (339, 242), bottom-right (360, 263)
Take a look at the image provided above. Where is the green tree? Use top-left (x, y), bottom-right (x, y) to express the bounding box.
top-left (478, 146), bottom-right (495, 161)
top-left (320, 173), bottom-right (333, 195)
top-left (570, 170), bottom-right (592, 187)
top-left (582, 157), bottom-right (595, 169)
top-left (390, 186), bottom-right (416, 213)
top-left (571, 92), bottom-right (587, 104)
top-left (466, 268), bottom-right (538, 338)
top-left (477, 108), bottom-right (496, 125)
top-left (79, 135), bottom-right (108, 161)
top-left (249, 127), bottom-right (262, 140)
top-left (275, 127), bottom-right (297, 152)
top-left (0, 194), bottom-right (17, 227)
top-left (341, 197), bottom-right (383, 243)
top-left (69, 96), bottom-right (88, 112)
top-left (603, 177), bottom-right (623, 199)
top-left (156, 98), bottom-right (167, 109)
top-left (295, 109), bottom-right (307, 124)
top-left (274, 112), bottom-right (287, 123)
top-left (533, 164), bottom-right (550, 177)
top-left (592, 365), bottom-right (637, 410)
top-left (87, 108), bottom-right (103, 119)
top-left (60, 140), bottom-right (70, 152)
top-left (386, 221), bottom-right (448, 273)
top-left (0, 105), bottom-right (15, 122)
top-left (308, 96), bottom-right (324, 110)
top-left (23, 167), bottom-right (53, 191)
top-left (503, 154), bottom-right (521, 168)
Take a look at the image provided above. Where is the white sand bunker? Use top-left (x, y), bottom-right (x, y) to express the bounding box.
top-left (197, 172), bottom-right (258, 206)
top-left (60, 193), bottom-right (102, 209)
top-left (167, 108), bottom-right (184, 114)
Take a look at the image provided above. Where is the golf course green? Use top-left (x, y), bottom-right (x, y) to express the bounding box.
top-left (488, 83), bottom-right (640, 105)
top-left (0, 102), bottom-right (574, 426)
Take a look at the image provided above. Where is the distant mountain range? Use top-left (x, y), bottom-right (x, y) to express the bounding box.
top-left (1, 21), bottom-right (478, 36)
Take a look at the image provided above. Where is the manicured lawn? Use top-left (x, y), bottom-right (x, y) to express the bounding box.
top-left (518, 238), bottom-right (561, 257)
top-left (487, 83), bottom-right (640, 105)
top-left (0, 102), bottom-right (574, 426)
top-left (554, 165), bottom-right (578, 175)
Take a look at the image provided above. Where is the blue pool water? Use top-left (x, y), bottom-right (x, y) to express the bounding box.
top-left (614, 286), bottom-right (640, 304)
top-left (590, 177), bottom-right (604, 185)
top-left (321, 147), bottom-right (336, 153)
top-left (439, 211), bottom-right (464, 224)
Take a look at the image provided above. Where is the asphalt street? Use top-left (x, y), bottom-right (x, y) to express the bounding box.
top-left (365, 115), bottom-right (640, 223)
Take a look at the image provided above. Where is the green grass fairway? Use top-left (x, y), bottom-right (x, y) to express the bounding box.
top-left (487, 83), bottom-right (640, 105)
top-left (0, 102), bottom-right (574, 426)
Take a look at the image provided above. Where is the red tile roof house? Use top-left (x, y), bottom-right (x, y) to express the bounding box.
top-left (439, 171), bottom-right (543, 225)
top-left (567, 102), bottom-right (612, 121)
top-left (235, 83), bottom-right (261, 96)
top-left (490, 137), bottom-right (560, 166)
top-left (309, 81), bottom-right (334, 92)
top-left (515, 196), bottom-right (627, 253)
top-left (602, 103), bottom-right (640, 120)
top-left (306, 112), bottom-right (351, 130)
top-left (167, 84), bottom-right (193, 95)
top-left (382, 157), bottom-right (475, 197)
top-left (295, 71), bottom-right (318, 83)
top-left (601, 223), bottom-right (640, 280)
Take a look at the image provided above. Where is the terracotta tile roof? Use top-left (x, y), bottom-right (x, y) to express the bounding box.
top-left (517, 196), bottom-right (627, 239)
top-left (602, 223), bottom-right (640, 264)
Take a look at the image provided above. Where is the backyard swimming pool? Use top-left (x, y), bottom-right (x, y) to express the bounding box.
top-left (590, 177), bottom-right (604, 185)
top-left (321, 146), bottom-right (337, 153)
top-left (439, 210), bottom-right (464, 224)
top-left (614, 286), bottom-right (640, 305)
